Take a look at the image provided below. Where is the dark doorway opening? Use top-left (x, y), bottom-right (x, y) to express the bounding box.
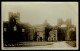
top-left (40, 37), bottom-right (42, 41)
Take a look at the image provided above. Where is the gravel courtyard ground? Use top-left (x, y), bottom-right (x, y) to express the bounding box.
top-left (3, 41), bottom-right (77, 50)
top-left (4, 41), bottom-right (76, 48)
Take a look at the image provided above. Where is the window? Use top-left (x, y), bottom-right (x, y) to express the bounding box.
top-left (4, 28), bottom-right (7, 32)
top-left (13, 19), bottom-right (14, 22)
top-left (22, 29), bottom-right (25, 32)
top-left (13, 26), bottom-right (17, 31)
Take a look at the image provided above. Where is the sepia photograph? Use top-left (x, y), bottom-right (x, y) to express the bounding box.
top-left (1, 2), bottom-right (78, 50)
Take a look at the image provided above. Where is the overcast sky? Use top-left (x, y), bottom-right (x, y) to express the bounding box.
top-left (2, 2), bottom-right (78, 26)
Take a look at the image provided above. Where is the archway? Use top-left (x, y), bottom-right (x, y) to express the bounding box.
top-left (58, 24), bottom-right (67, 41)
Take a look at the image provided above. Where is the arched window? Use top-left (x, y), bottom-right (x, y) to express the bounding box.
top-left (22, 29), bottom-right (25, 32)
top-left (13, 18), bottom-right (16, 23)
top-left (13, 25), bottom-right (17, 31)
top-left (4, 28), bottom-right (7, 32)
top-left (13, 18), bottom-right (14, 22)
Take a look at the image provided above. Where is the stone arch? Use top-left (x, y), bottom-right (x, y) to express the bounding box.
top-left (59, 24), bottom-right (67, 41)
top-left (67, 28), bottom-right (76, 41)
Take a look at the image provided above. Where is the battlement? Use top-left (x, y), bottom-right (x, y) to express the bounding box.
top-left (57, 18), bottom-right (72, 27)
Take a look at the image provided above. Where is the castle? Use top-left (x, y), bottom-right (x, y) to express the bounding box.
top-left (3, 12), bottom-right (76, 45)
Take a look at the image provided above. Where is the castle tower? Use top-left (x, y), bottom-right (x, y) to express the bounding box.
top-left (13, 12), bottom-right (20, 23)
top-left (8, 12), bottom-right (20, 24)
top-left (8, 12), bottom-right (13, 22)
top-left (65, 19), bottom-right (72, 26)
top-left (57, 18), bottom-right (63, 26)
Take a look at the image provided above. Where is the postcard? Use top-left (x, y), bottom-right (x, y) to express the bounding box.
top-left (1, 2), bottom-right (79, 50)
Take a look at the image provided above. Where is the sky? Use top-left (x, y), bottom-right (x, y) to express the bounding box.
top-left (2, 2), bottom-right (78, 26)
